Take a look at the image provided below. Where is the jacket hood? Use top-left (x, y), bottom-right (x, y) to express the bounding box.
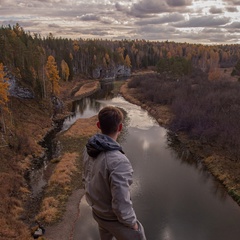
top-left (86, 133), bottom-right (124, 158)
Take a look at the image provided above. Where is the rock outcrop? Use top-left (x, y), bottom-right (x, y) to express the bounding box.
top-left (92, 65), bottom-right (131, 79)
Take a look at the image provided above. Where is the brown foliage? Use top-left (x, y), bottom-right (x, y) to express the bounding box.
top-left (0, 173), bottom-right (32, 239)
top-left (129, 71), bottom-right (240, 161)
top-left (0, 63), bottom-right (9, 110)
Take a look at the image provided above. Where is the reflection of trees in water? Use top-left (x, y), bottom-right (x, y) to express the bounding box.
top-left (166, 131), bottom-right (200, 168)
top-left (93, 82), bottom-right (114, 100)
top-left (71, 97), bottom-right (101, 117)
top-left (166, 131), bottom-right (229, 203)
top-left (71, 82), bottom-right (115, 117)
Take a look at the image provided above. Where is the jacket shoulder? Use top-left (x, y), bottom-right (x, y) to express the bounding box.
top-left (105, 150), bottom-right (133, 172)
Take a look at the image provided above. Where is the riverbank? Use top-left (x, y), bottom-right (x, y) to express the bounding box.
top-left (0, 76), bottom-right (100, 240)
top-left (120, 79), bottom-right (240, 206)
top-left (42, 115), bottom-right (99, 240)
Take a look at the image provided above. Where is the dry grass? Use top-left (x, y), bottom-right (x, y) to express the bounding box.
top-left (36, 197), bottom-right (59, 224)
top-left (74, 81), bottom-right (100, 97)
top-left (218, 67), bottom-right (238, 82)
top-left (0, 154), bottom-right (33, 239)
top-left (64, 115), bottom-right (99, 138)
top-left (49, 153), bottom-right (78, 187)
top-left (204, 154), bottom-right (240, 204)
top-left (36, 153), bottom-right (79, 224)
top-left (0, 218), bottom-right (32, 240)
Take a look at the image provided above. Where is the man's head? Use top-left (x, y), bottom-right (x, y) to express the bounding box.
top-left (97, 106), bottom-right (123, 136)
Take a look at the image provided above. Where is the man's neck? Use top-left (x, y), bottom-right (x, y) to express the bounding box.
top-left (105, 132), bottom-right (118, 141)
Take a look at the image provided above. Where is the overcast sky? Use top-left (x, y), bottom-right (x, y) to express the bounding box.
top-left (0, 0), bottom-right (239, 44)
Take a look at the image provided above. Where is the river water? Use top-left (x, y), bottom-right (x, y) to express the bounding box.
top-left (62, 83), bottom-right (240, 240)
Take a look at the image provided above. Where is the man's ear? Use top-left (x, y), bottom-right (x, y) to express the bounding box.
top-left (118, 123), bottom-right (123, 132)
top-left (97, 121), bottom-right (101, 129)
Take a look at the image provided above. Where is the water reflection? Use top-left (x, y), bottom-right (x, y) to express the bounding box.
top-left (166, 131), bottom-right (231, 204)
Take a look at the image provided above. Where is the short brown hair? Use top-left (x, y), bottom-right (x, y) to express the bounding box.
top-left (98, 106), bottom-right (123, 135)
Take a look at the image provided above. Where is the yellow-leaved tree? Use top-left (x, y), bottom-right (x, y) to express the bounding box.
top-left (124, 54), bottom-right (132, 68)
top-left (0, 63), bottom-right (9, 111)
top-left (61, 60), bottom-right (70, 81)
top-left (0, 63), bottom-right (9, 134)
top-left (45, 55), bottom-right (60, 96)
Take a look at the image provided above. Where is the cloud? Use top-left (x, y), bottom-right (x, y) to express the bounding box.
top-left (225, 21), bottom-right (240, 28)
top-left (135, 13), bottom-right (185, 25)
top-left (48, 23), bottom-right (61, 28)
top-left (209, 6), bottom-right (223, 14)
top-left (79, 28), bottom-right (110, 36)
top-left (225, 6), bottom-right (239, 12)
top-left (132, 24), bottom-right (178, 41)
top-left (222, 0), bottom-right (240, 5)
top-left (115, 2), bottom-right (128, 12)
top-left (130, 1), bottom-right (169, 16)
top-left (199, 28), bottom-right (239, 43)
top-left (166, 0), bottom-right (192, 7)
top-left (0, 0), bottom-right (239, 44)
top-left (173, 15), bottom-right (230, 28)
top-left (78, 14), bottom-right (101, 21)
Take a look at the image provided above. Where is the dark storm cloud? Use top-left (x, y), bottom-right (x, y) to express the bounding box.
top-left (173, 15), bottom-right (230, 28)
top-left (135, 13), bottom-right (185, 25)
top-left (209, 6), bottom-right (223, 14)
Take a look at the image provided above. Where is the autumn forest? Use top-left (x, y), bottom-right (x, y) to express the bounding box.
top-left (1, 24), bottom-right (240, 239)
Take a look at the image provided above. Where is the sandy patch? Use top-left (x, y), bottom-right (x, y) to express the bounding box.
top-left (74, 81), bottom-right (100, 98)
top-left (64, 115), bottom-right (99, 138)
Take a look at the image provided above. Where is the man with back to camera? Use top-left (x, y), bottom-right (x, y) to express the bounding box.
top-left (83, 106), bottom-right (146, 240)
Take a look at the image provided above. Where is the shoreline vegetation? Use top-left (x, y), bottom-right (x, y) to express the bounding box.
top-left (120, 75), bottom-right (240, 206)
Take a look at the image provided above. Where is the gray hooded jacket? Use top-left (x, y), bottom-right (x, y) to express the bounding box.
top-left (83, 133), bottom-right (137, 227)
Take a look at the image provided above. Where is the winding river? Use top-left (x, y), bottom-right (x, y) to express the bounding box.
top-left (63, 82), bottom-right (240, 240)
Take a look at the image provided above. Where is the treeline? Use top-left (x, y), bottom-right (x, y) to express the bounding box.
top-left (1, 24), bottom-right (240, 100)
top-left (129, 72), bottom-right (240, 161)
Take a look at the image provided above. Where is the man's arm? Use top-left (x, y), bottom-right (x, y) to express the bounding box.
top-left (109, 156), bottom-right (137, 228)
